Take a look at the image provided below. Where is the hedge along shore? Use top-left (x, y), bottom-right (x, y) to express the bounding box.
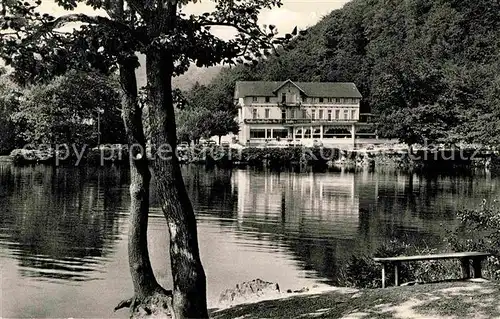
top-left (7, 146), bottom-right (500, 172)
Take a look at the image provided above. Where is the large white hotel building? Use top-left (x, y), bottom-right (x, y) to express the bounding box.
top-left (234, 80), bottom-right (377, 147)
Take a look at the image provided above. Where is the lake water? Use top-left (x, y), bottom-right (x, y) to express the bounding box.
top-left (1, 163), bottom-right (499, 318)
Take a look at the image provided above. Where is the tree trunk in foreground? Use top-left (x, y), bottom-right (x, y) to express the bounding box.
top-left (116, 58), bottom-right (172, 317)
top-left (104, 0), bottom-right (172, 314)
top-left (146, 47), bottom-right (209, 319)
top-left (121, 60), bottom-right (159, 296)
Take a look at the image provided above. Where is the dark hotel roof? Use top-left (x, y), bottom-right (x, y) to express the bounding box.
top-left (234, 79), bottom-right (362, 99)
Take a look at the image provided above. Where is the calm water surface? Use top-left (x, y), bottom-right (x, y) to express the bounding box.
top-left (1, 163), bottom-right (499, 318)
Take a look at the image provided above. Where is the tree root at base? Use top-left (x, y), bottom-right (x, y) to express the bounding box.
top-left (115, 290), bottom-right (174, 319)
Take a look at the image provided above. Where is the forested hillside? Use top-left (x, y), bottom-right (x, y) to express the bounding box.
top-left (190, 0), bottom-right (500, 147)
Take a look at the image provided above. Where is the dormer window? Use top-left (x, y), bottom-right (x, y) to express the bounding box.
top-left (265, 97), bottom-right (270, 103)
top-left (319, 97), bottom-right (324, 103)
top-left (281, 93), bottom-right (286, 103)
top-left (252, 97), bottom-right (258, 102)
top-left (302, 96), bottom-right (307, 102)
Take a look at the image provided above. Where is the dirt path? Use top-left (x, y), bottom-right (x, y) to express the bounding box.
top-left (211, 279), bottom-right (500, 318)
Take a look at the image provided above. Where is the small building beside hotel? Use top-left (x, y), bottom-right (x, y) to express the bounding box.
top-left (234, 80), bottom-right (376, 147)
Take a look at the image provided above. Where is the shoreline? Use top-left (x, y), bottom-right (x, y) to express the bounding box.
top-left (211, 280), bottom-right (499, 319)
top-left (210, 284), bottom-right (358, 311)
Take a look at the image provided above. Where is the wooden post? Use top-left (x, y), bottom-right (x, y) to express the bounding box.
top-left (472, 257), bottom-right (483, 278)
top-left (461, 258), bottom-right (470, 279)
top-left (382, 263), bottom-right (386, 288)
top-left (394, 262), bottom-right (399, 286)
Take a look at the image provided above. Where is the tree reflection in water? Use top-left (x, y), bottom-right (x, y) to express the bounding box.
top-left (0, 163), bottom-right (496, 286)
top-left (185, 167), bottom-right (489, 284)
top-left (0, 164), bottom-right (127, 282)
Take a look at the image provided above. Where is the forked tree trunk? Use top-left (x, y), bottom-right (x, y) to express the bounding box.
top-left (119, 59), bottom-right (164, 299)
top-left (145, 47), bottom-right (209, 319)
top-left (104, 0), bottom-right (167, 304)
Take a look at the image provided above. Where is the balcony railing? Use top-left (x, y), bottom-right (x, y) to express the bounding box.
top-left (278, 101), bottom-right (302, 107)
top-left (283, 118), bottom-right (312, 124)
top-left (244, 119), bottom-right (284, 124)
top-left (244, 118), bottom-right (359, 124)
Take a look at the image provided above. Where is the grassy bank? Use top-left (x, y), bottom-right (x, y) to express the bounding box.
top-left (211, 280), bottom-right (499, 318)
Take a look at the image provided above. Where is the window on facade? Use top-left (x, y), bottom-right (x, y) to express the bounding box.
top-left (273, 129), bottom-right (288, 139)
top-left (344, 110), bottom-right (349, 119)
top-left (290, 109), bottom-right (295, 119)
top-left (265, 96), bottom-right (270, 103)
top-left (319, 97), bottom-right (324, 103)
top-left (302, 96), bottom-right (307, 103)
top-left (302, 109), bottom-right (307, 118)
top-left (335, 98), bottom-right (341, 103)
top-left (319, 109), bottom-right (324, 119)
top-left (253, 96), bottom-right (258, 102)
top-left (311, 109), bottom-right (316, 120)
top-left (351, 110), bottom-right (356, 119)
top-left (265, 109), bottom-right (270, 118)
top-left (327, 110), bottom-right (332, 121)
top-left (324, 127), bottom-right (350, 138)
top-left (295, 129), bottom-right (303, 139)
top-left (252, 109), bottom-right (257, 119)
top-left (304, 129), bottom-right (312, 138)
top-left (313, 128), bottom-right (321, 139)
top-left (281, 93), bottom-right (286, 103)
top-left (250, 129), bottom-right (266, 138)
top-left (323, 128), bottom-right (336, 138)
top-left (335, 110), bottom-right (340, 120)
top-left (328, 98), bottom-right (333, 103)
top-left (281, 109), bottom-right (286, 120)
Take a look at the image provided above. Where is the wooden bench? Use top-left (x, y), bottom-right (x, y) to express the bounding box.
top-left (373, 252), bottom-right (491, 288)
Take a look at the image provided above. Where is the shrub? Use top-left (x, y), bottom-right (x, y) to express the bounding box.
top-left (446, 199), bottom-right (500, 281)
top-left (340, 240), bottom-right (461, 289)
top-left (341, 240), bottom-right (416, 288)
top-left (342, 201), bottom-right (500, 289)
top-left (239, 147), bottom-right (338, 169)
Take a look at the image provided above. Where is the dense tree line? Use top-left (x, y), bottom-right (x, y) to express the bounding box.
top-left (191, 0), bottom-right (500, 148)
top-left (0, 72), bottom-right (20, 154)
top-left (0, 71), bottom-right (125, 154)
top-left (178, 76), bottom-right (240, 144)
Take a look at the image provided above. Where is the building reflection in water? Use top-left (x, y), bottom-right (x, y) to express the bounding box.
top-left (1, 163), bottom-right (495, 288)
top-left (227, 168), bottom-right (475, 283)
top-left (234, 170), bottom-right (360, 240)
